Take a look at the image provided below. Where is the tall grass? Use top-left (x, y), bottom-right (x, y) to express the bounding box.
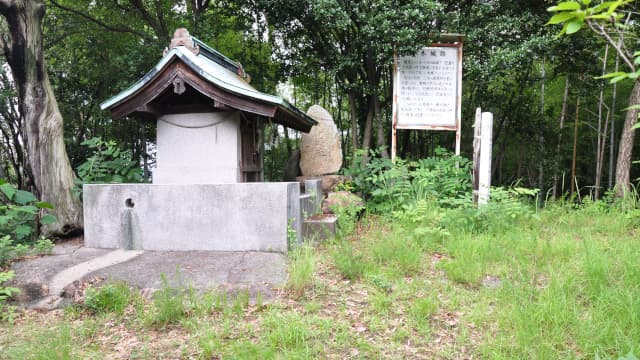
top-left (436, 201), bottom-right (640, 358)
top-left (2, 176), bottom-right (640, 359)
top-left (287, 244), bottom-right (316, 297)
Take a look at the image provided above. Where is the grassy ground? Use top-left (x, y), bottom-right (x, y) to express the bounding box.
top-left (1, 200), bottom-right (639, 359)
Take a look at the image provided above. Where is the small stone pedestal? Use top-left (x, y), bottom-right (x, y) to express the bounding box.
top-left (303, 214), bottom-right (337, 242)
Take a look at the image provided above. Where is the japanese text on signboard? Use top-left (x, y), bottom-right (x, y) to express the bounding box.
top-left (397, 47), bottom-right (458, 128)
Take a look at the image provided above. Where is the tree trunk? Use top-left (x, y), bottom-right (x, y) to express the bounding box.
top-left (595, 44), bottom-right (609, 199)
top-left (0, 0), bottom-right (82, 233)
top-left (571, 98), bottom-right (580, 196)
top-left (538, 57), bottom-right (545, 204)
top-left (373, 95), bottom-right (389, 158)
top-left (615, 80), bottom-right (640, 197)
top-left (609, 51), bottom-right (620, 190)
top-left (348, 89), bottom-right (359, 157)
top-left (552, 76), bottom-right (570, 199)
top-left (361, 97), bottom-right (374, 153)
top-left (362, 48), bottom-right (377, 155)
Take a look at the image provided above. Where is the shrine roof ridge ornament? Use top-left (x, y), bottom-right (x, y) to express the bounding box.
top-left (100, 28), bottom-right (317, 132)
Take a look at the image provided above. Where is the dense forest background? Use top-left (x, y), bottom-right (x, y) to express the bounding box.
top-left (1, 0), bottom-right (638, 201)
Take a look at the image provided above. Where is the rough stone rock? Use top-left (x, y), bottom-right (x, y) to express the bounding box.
top-left (322, 191), bottom-right (365, 214)
top-left (300, 105), bottom-right (343, 176)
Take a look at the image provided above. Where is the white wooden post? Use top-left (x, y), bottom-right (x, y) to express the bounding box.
top-left (478, 112), bottom-right (493, 205)
top-left (472, 108), bottom-right (482, 205)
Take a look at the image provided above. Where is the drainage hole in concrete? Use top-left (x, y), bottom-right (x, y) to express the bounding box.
top-left (125, 198), bottom-right (135, 208)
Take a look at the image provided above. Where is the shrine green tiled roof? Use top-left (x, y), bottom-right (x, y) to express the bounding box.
top-left (100, 36), bottom-right (316, 132)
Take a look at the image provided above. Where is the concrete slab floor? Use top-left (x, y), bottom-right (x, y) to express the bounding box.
top-left (7, 241), bottom-right (287, 311)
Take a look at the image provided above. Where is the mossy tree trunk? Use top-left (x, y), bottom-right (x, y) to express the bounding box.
top-left (0, 0), bottom-right (81, 233)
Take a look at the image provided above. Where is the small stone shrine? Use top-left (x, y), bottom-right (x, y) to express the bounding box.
top-left (84, 28), bottom-right (317, 252)
top-left (101, 28), bottom-right (316, 184)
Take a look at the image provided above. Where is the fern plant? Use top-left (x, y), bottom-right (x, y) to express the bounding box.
top-left (356, 148), bottom-right (473, 213)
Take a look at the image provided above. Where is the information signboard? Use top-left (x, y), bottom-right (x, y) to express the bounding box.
top-left (391, 36), bottom-right (463, 158)
top-left (396, 47), bottom-right (459, 128)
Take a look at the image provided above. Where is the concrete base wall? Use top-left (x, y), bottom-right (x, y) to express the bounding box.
top-left (83, 183), bottom-right (300, 253)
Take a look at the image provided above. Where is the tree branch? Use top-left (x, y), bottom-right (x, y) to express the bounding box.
top-left (48, 0), bottom-right (152, 41)
top-left (587, 20), bottom-right (635, 72)
top-left (130, 0), bottom-right (168, 40)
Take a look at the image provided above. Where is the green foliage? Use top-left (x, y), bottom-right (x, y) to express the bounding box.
top-left (287, 219), bottom-right (298, 249)
top-left (3, 323), bottom-right (79, 359)
top-left (148, 273), bottom-right (187, 328)
top-left (547, 0), bottom-right (640, 97)
top-left (0, 235), bottom-right (55, 267)
top-left (371, 234), bottom-right (422, 276)
top-left (34, 237), bottom-right (54, 255)
top-left (0, 179), bottom-right (56, 243)
top-left (0, 180), bottom-right (57, 267)
top-left (287, 244), bottom-right (316, 297)
top-left (330, 197), bottom-right (364, 239)
top-left (0, 270), bottom-right (19, 323)
top-left (74, 137), bottom-right (144, 195)
top-left (332, 241), bottom-right (368, 280)
top-left (84, 281), bottom-right (133, 315)
top-left (344, 149), bottom-right (472, 213)
top-left (0, 235), bottom-right (15, 266)
top-left (342, 149), bottom-right (383, 197)
top-left (547, 0), bottom-right (631, 36)
top-left (0, 270), bottom-right (19, 303)
top-left (410, 296), bottom-right (439, 335)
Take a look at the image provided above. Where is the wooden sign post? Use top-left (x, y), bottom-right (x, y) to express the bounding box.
top-left (391, 34), bottom-right (464, 160)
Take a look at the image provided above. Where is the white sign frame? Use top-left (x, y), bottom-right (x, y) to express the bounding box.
top-left (391, 38), bottom-right (463, 159)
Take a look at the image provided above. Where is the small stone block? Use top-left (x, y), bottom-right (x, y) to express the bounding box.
top-left (303, 215), bottom-right (337, 242)
top-left (300, 194), bottom-right (316, 219)
top-left (304, 179), bottom-right (323, 215)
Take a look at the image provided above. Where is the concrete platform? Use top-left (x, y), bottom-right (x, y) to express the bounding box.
top-left (7, 241), bottom-right (287, 310)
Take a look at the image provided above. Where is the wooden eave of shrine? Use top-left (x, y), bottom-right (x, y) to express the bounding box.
top-left (100, 37), bottom-right (317, 133)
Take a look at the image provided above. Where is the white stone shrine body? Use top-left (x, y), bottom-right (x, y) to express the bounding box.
top-left (154, 112), bottom-right (241, 184)
top-left (83, 28), bottom-right (317, 252)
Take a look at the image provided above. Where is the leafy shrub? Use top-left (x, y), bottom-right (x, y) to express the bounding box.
top-left (0, 270), bottom-right (19, 303)
top-left (34, 237), bottom-right (54, 255)
top-left (343, 148), bottom-right (472, 213)
top-left (0, 235), bottom-right (16, 266)
top-left (0, 234), bottom-right (56, 267)
top-left (342, 148), bottom-right (384, 198)
top-left (477, 186), bottom-right (539, 233)
top-left (392, 200), bottom-right (451, 249)
top-left (329, 196), bottom-right (365, 239)
top-left (75, 137), bottom-right (144, 196)
top-left (411, 149), bottom-right (473, 207)
top-left (0, 270), bottom-right (19, 322)
top-left (0, 179), bottom-right (56, 243)
top-left (84, 281), bottom-right (133, 315)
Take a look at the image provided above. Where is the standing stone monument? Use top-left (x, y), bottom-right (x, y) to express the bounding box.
top-left (300, 105), bottom-right (342, 176)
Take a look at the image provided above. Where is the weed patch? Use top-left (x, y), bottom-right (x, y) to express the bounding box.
top-left (287, 244), bottom-right (316, 297)
top-left (84, 281), bottom-right (133, 315)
